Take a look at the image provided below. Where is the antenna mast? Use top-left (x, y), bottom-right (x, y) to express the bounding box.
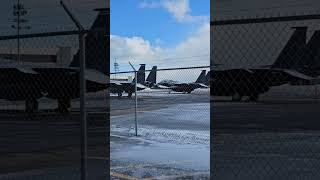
top-left (11, 0), bottom-right (31, 63)
top-left (114, 58), bottom-right (119, 78)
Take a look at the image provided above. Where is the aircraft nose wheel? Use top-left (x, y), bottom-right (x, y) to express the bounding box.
top-left (25, 98), bottom-right (39, 113)
top-left (232, 92), bottom-right (242, 101)
top-left (57, 99), bottom-right (71, 113)
top-left (248, 93), bottom-right (259, 102)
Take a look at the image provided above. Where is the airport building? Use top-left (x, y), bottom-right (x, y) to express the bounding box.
top-left (0, 8), bottom-right (109, 68)
top-left (0, 46), bottom-right (73, 65)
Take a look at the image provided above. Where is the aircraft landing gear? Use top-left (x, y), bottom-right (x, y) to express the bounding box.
top-left (57, 98), bottom-right (71, 113)
top-left (25, 98), bottom-right (39, 113)
top-left (248, 93), bottom-right (259, 102)
top-left (232, 92), bottom-right (242, 101)
top-left (128, 91), bottom-right (133, 98)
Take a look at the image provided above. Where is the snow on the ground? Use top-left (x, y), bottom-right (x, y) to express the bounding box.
top-left (111, 103), bottom-right (209, 144)
top-left (112, 127), bottom-right (209, 145)
top-left (111, 103), bottom-right (210, 171)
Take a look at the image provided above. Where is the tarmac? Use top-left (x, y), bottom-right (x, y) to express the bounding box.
top-left (212, 85), bottom-right (320, 180)
top-left (1, 84), bottom-right (318, 179)
top-left (0, 93), bottom-right (108, 180)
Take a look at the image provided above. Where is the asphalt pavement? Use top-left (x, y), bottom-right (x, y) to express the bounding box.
top-left (212, 86), bottom-right (320, 180)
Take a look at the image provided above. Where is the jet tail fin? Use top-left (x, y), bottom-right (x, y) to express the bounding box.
top-left (146, 66), bottom-right (157, 84)
top-left (132, 64), bottom-right (146, 84)
top-left (69, 8), bottom-right (109, 75)
top-left (205, 71), bottom-right (210, 85)
top-left (195, 70), bottom-right (207, 84)
top-left (303, 30), bottom-right (320, 71)
top-left (271, 27), bottom-right (307, 69)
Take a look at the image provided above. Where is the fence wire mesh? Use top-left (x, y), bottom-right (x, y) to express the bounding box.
top-left (211, 14), bottom-right (320, 180)
top-left (110, 67), bottom-right (210, 179)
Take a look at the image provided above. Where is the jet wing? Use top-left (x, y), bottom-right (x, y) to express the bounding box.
top-left (196, 83), bottom-right (209, 88)
top-left (84, 69), bottom-right (108, 85)
top-left (154, 84), bottom-right (170, 89)
top-left (109, 81), bottom-right (122, 86)
top-left (109, 81), bottom-right (146, 89)
top-left (282, 69), bottom-right (315, 80)
top-left (136, 83), bottom-right (147, 89)
top-left (240, 69), bottom-right (254, 73)
top-left (17, 68), bottom-right (39, 74)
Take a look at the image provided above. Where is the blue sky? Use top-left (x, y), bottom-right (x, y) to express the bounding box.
top-left (111, 0), bottom-right (208, 46)
top-left (110, 0), bottom-right (210, 74)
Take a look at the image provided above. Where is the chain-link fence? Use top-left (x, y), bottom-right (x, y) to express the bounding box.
top-left (0, 6), bottom-right (108, 180)
top-left (110, 66), bottom-right (210, 179)
top-left (211, 14), bottom-right (320, 179)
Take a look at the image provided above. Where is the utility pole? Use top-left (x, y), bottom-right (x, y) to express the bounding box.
top-left (11, 0), bottom-right (31, 63)
top-left (114, 58), bottom-right (119, 78)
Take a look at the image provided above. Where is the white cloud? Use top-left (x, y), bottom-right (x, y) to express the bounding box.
top-left (110, 35), bottom-right (164, 67)
top-left (110, 22), bottom-right (210, 73)
top-left (162, 0), bottom-right (190, 22)
top-left (140, 0), bottom-right (208, 23)
top-left (172, 23), bottom-right (210, 61)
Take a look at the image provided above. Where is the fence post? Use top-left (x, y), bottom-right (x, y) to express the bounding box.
top-left (129, 62), bottom-right (138, 136)
top-left (79, 30), bottom-right (87, 180)
top-left (60, 1), bottom-right (87, 179)
top-left (134, 71), bottom-right (138, 136)
top-left (316, 85), bottom-right (319, 100)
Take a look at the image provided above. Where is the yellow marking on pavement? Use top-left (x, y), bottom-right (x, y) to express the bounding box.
top-left (110, 171), bottom-right (139, 180)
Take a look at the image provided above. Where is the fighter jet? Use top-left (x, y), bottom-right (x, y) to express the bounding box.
top-left (155, 69), bottom-right (209, 93)
top-left (211, 26), bottom-right (318, 101)
top-left (109, 64), bottom-right (147, 97)
top-left (0, 8), bottom-right (109, 113)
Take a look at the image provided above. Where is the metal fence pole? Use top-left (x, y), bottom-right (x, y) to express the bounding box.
top-left (79, 31), bottom-right (87, 180)
top-left (60, 1), bottom-right (87, 179)
top-left (315, 85), bottom-right (319, 100)
top-left (17, 0), bottom-right (20, 63)
top-left (134, 71), bottom-right (138, 136)
top-left (129, 62), bottom-right (138, 136)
